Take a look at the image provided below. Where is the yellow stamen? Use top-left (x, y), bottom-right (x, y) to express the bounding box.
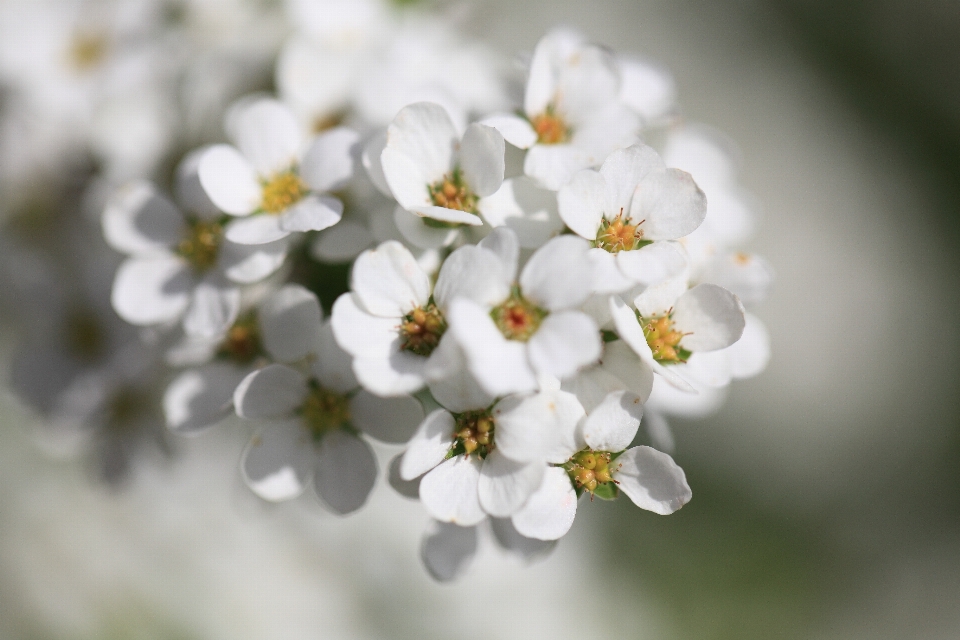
top-left (596, 212), bottom-right (644, 253)
top-left (642, 315), bottom-right (688, 364)
top-left (428, 169), bottom-right (478, 214)
top-left (301, 386), bottom-right (351, 441)
top-left (490, 290), bottom-right (547, 342)
top-left (399, 302), bottom-right (446, 357)
top-left (530, 109), bottom-right (571, 145)
top-left (261, 170), bottom-right (307, 214)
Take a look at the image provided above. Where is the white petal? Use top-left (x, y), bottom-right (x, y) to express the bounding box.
top-left (197, 144), bottom-right (261, 215)
top-left (478, 178), bottom-right (564, 249)
top-left (220, 237), bottom-right (289, 283)
top-left (163, 363), bottom-right (249, 434)
top-left (647, 374), bottom-right (725, 418)
top-left (489, 517), bottom-right (556, 561)
top-left (380, 148), bottom-right (430, 210)
top-left (633, 274), bottom-right (688, 318)
top-left (673, 284), bottom-right (745, 352)
top-left (330, 293), bottom-right (398, 359)
top-left (601, 340), bottom-right (655, 402)
top-left (419, 456), bottom-right (486, 526)
top-left (632, 168), bottom-right (707, 240)
top-left (233, 98), bottom-right (302, 175)
top-left (460, 123), bottom-right (504, 197)
top-left (352, 352), bottom-right (427, 397)
top-left (279, 194), bottom-right (343, 232)
top-left (300, 126), bottom-right (359, 192)
top-left (351, 241), bottom-right (431, 318)
top-left (102, 181), bottom-right (182, 255)
top-left (233, 364), bottom-right (308, 420)
top-left (587, 248), bottom-right (636, 295)
top-left (350, 390), bottom-right (423, 444)
top-left (433, 245), bottom-right (510, 312)
top-left (520, 235), bottom-right (593, 311)
top-left (612, 446), bottom-right (691, 514)
top-left (701, 252), bottom-right (775, 306)
top-left (361, 128), bottom-right (392, 196)
top-left (448, 298), bottom-right (537, 397)
top-left (259, 284), bottom-right (322, 362)
top-left (494, 389), bottom-right (585, 464)
top-left (384, 102), bottom-right (458, 182)
top-left (557, 169), bottom-right (606, 240)
top-left (183, 280), bottom-right (241, 338)
top-left (388, 453), bottom-right (421, 499)
top-left (619, 55), bottom-right (676, 122)
top-left (599, 144), bottom-right (665, 215)
top-left (175, 146), bottom-right (221, 219)
top-left (401, 409), bottom-right (456, 480)
top-left (511, 467), bottom-right (578, 541)
top-left (527, 311), bottom-right (602, 380)
top-left (224, 215), bottom-right (290, 245)
top-left (643, 411), bottom-right (675, 454)
top-left (314, 430), bottom-right (378, 515)
top-left (523, 144), bottom-right (595, 191)
top-left (557, 45), bottom-right (622, 124)
top-left (241, 419), bottom-right (311, 501)
top-left (393, 206), bottom-right (460, 250)
top-left (409, 204), bottom-right (484, 226)
top-left (477, 226), bottom-right (520, 282)
top-left (678, 351), bottom-right (732, 389)
top-left (420, 521), bottom-right (477, 583)
top-left (424, 335), bottom-right (496, 413)
top-left (111, 257), bottom-right (191, 326)
top-left (479, 113), bottom-right (537, 149)
top-left (728, 313), bottom-right (771, 379)
top-left (478, 450), bottom-right (545, 517)
top-left (615, 241), bottom-right (688, 287)
top-left (581, 390), bottom-right (643, 452)
top-left (311, 220), bottom-right (373, 263)
top-left (312, 320), bottom-right (358, 394)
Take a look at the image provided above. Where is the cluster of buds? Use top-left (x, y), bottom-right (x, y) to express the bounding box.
top-left (0, 0), bottom-right (773, 582)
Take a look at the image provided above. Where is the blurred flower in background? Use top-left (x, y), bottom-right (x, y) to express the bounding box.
top-left (1, 0), bottom-right (959, 638)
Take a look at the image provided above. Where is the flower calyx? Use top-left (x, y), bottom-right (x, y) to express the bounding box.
top-left (399, 300), bottom-right (447, 357)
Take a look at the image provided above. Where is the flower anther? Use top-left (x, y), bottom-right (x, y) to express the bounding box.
top-left (177, 218), bottom-right (224, 272)
top-left (642, 313), bottom-right (691, 365)
top-left (564, 449), bottom-right (620, 496)
top-left (428, 168), bottom-right (478, 214)
top-left (530, 106), bottom-right (571, 145)
top-left (216, 313), bottom-right (262, 363)
top-left (399, 301), bottom-right (447, 356)
top-left (301, 383), bottom-right (351, 441)
top-left (261, 170), bottom-right (308, 214)
top-left (490, 289), bottom-right (548, 342)
top-left (69, 32), bottom-right (108, 70)
top-left (449, 410), bottom-right (495, 459)
top-left (595, 211), bottom-right (649, 253)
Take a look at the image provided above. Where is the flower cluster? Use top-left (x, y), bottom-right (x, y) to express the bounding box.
top-left (0, 0), bottom-right (773, 581)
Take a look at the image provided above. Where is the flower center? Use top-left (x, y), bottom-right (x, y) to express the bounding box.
top-left (450, 410), bottom-right (495, 459)
top-left (312, 111), bottom-right (345, 134)
top-left (261, 170), bottom-right (307, 214)
top-left (490, 289), bottom-right (547, 342)
top-left (596, 213), bottom-right (648, 253)
top-left (642, 314), bottom-right (690, 364)
top-left (564, 449), bottom-right (619, 496)
top-left (399, 301), bottom-right (446, 357)
top-left (530, 107), bottom-right (571, 145)
top-left (428, 168), bottom-right (478, 214)
top-left (177, 218), bottom-right (223, 272)
top-left (69, 33), bottom-right (108, 71)
top-left (217, 313), bottom-right (262, 364)
top-left (301, 384), bottom-right (351, 441)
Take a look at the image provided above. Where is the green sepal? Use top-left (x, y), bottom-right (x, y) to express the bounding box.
top-left (601, 330), bottom-right (619, 343)
top-left (592, 482), bottom-right (620, 501)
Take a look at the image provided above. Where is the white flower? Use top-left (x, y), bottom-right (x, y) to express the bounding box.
top-left (447, 227), bottom-right (602, 396)
top-left (232, 319), bottom-right (423, 513)
top-left (618, 54), bottom-right (677, 126)
top-left (398, 380), bottom-right (584, 526)
top-left (557, 143), bottom-right (707, 294)
top-left (481, 29), bottom-right (640, 190)
top-left (163, 283), bottom-right (329, 434)
top-left (197, 97), bottom-right (359, 245)
top-left (609, 280), bottom-right (746, 391)
top-left (380, 102), bottom-right (505, 228)
top-left (103, 170), bottom-right (288, 337)
top-left (510, 390), bottom-right (691, 541)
